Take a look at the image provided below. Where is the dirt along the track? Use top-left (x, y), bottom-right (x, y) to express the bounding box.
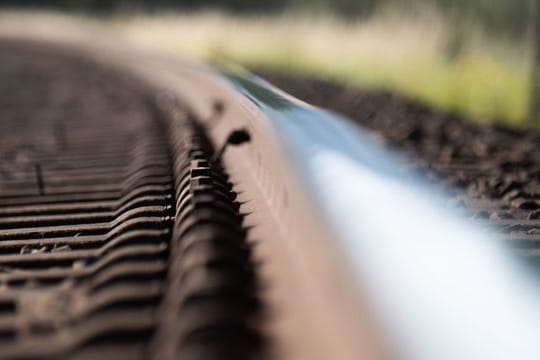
top-left (258, 70), bottom-right (540, 267)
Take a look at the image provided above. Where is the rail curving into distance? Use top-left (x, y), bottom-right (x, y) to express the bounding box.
top-left (1, 31), bottom-right (540, 360)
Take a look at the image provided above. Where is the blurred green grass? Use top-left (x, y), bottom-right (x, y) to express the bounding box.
top-left (0, 9), bottom-right (530, 125)
top-left (236, 49), bottom-right (530, 125)
top-left (109, 9), bottom-right (531, 125)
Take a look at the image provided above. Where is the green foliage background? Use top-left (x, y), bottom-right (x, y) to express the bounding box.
top-left (0, 0), bottom-right (531, 33)
top-left (0, 0), bottom-right (532, 124)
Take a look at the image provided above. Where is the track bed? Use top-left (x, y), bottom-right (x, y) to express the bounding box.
top-left (260, 71), bottom-right (540, 259)
top-left (0, 43), bottom-right (262, 360)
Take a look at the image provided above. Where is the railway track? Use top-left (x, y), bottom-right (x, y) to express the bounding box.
top-left (2, 35), bottom-right (540, 360)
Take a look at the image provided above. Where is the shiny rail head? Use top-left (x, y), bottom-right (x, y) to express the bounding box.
top-left (222, 70), bottom-right (540, 360)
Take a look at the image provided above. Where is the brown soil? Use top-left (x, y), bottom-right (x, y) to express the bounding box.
top-left (257, 70), bottom-right (540, 224)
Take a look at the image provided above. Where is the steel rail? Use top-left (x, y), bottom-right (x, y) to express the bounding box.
top-left (215, 72), bottom-right (540, 360)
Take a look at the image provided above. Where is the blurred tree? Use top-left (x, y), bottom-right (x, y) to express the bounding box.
top-left (0, 0), bottom-right (531, 33)
top-left (289, 0), bottom-right (382, 18)
top-left (529, 0), bottom-right (540, 124)
top-left (436, 0), bottom-right (530, 34)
